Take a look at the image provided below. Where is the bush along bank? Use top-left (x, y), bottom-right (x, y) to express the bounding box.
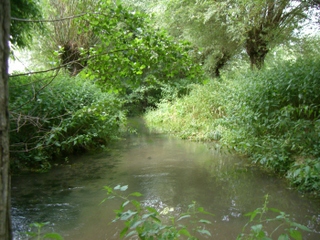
top-left (9, 73), bottom-right (127, 171)
top-left (145, 57), bottom-right (320, 196)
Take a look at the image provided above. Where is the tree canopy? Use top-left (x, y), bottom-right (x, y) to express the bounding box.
top-left (10, 0), bottom-right (43, 48)
top-left (125, 0), bottom-right (316, 72)
top-left (38, 0), bottom-right (202, 91)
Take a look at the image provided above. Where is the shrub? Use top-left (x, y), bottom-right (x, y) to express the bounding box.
top-left (222, 57), bottom-right (320, 174)
top-left (9, 73), bottom-right (126, 171)
top-left (145, 80), bottom-right (227, 141)
top-left (124, 77), bottom-right (198, 116)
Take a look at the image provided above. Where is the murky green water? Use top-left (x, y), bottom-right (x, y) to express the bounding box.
top-left (12, 119), bottom-right (320, 239)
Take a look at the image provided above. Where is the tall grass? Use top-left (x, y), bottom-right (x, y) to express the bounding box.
top-left (145, 81), bottom-right (227, 141)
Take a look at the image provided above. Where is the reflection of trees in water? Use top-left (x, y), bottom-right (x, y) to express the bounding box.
top-left (11, 128), bottom-right (320, 239)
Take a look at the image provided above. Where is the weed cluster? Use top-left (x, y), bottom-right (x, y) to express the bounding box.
top-left (9, 73), bottom-right (126, 171)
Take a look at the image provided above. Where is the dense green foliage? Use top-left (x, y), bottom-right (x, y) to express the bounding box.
top-left (9, 1), bottom-right (203, 170)
top-left (78, 1), bottom-right (202, 95)
top-left (37, 0), bottom-right (202, 110)
top-left (123, 0), bottom-right (314, 73)
top-left (9, 0), bottom-right (320, 192)
top-left (9, 73), bottom-right (126, 170)
top-left (10, 0), bottom-right (43, 48)
top-left (145, 56), bottom-right (320, 195)
top-left (8, 1), bottom-right (320, 239)
top-left (81, 2), bottom-right (202, 91)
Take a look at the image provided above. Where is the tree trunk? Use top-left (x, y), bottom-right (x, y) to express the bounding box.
top-left (245, 28), bottom-right (269, 70)
top-left (0, 0), bottom-right (12, 239)
top-left (214, 51), bottom-right (231, 78)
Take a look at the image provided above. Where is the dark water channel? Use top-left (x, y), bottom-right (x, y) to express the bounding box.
top-left (12, 119), bottom-right (320, 239)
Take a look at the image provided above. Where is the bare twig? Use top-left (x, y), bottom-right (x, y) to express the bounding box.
top-left (11, 13), bottom-right (87, 23)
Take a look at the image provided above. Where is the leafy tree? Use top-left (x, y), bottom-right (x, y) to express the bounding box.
top-left (10, 0), bottom-right (43, 48)
top-left (0, 0), bottom-right (12, 239)
top-left (158, 0), bottom-right (241, 77)
top-left (136, 0), bottom-right (314, 71)
top-left (122, 0), bottom-right (240, 77)
top-left (38, 0), bottom-right (201, 88)
top-left (242, 0), bottom-right (310, 69)
top-left (38, 0), bottom-right (99, 75)
top-left (77, 1), bottom-right (202, 92)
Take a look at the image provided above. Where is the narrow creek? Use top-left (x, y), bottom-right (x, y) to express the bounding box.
top-left (11, 118), bottom-right (320, 239)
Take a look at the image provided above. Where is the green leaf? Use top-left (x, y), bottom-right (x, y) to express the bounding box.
top-left (269, 208), bottom-right (281, 213)
top-left (120, 185), bottom-right (129, 191)
top-left (42, 233), bottom-right (63, 240)
top-left (248, 210), bottom-right (258, 222)
top-left (197, 228), bottom-right (211, 236)
top-left (103, 186), bottom-right (113, 194)
top-left (120, 210), bottom-right (137, 220)
top-left (251, 224), bottom-right (263, 233)
top-left (131, 200), bottom-right (141, 209)
top-left (130, 220), bottom-right (144, 229)
top-left (114, 185), bottom-right (128, 191)
top-left (126, 231), bottom-right (136, 238)
top-left (289, 229), bottom-right (302, 240)
top-left (142, 213), bottom-right (155, 219)
top-left (29, 222), bottom-right (50, 228)
top-left (178, 228), bottom-right (191, 237)
top-left (150, 215), bottom-right (161, 223)
top-left (146, 207), bottom-right (158, 214)
top-left (129, 192), bottom-right (143, 197)
top-left (120, 226), bottom-right (129, 238)
top-left (25, 232), bottom-right (37, 237)
top-left (177, 215), bottom-right (191, 221)
top-left (197, 207), bottom-right (204, 212)
top-left (291, 222), bottom-right (312, 232)
top-left (278, 234), bottom-right (290, 240)
top-left (121, 200), bottom-right (130, 208)
top-left (199, 219), bottom-right (212, 224)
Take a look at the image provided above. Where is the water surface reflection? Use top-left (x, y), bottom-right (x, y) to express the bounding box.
top-left (12, 119), bottom-right (320, 239)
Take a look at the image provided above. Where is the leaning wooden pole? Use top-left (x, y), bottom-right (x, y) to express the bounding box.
top-left (0, 0), bottom-right (12, 239)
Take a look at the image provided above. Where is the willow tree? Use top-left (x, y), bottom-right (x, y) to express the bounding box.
top-left (0, 0), bottom-right (12, 239)
top-left (203, 0), bottom-right (311, 69)
top-left (136, 0), bottom-right (312, 72)
top-left (139, 0), bottom-right (241, 77)
top-left (38, 0), bottom-right (100, 75)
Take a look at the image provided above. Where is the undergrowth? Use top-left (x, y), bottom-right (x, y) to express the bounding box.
top-left (9, 73), bottom-right (126, 171)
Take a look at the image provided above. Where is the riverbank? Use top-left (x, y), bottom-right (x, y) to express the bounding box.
top-left (144, 57), bottom-right (320, 197)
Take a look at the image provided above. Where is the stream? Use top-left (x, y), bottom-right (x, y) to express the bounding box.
top-left (11, 118), bottom-right (320, 239)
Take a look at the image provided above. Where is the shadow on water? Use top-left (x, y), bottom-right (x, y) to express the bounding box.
top-left (11, 118), bottom-right (320, 239)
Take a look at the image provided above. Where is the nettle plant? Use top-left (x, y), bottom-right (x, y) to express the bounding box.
top-left (237, 195), bottom-right (312, 240)
top-left (103, 187), bottom-right (312, 240)
top-left (9, 73), bottom-right (126, 170)
top-left (102, 185), bottom-right (213, 239)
